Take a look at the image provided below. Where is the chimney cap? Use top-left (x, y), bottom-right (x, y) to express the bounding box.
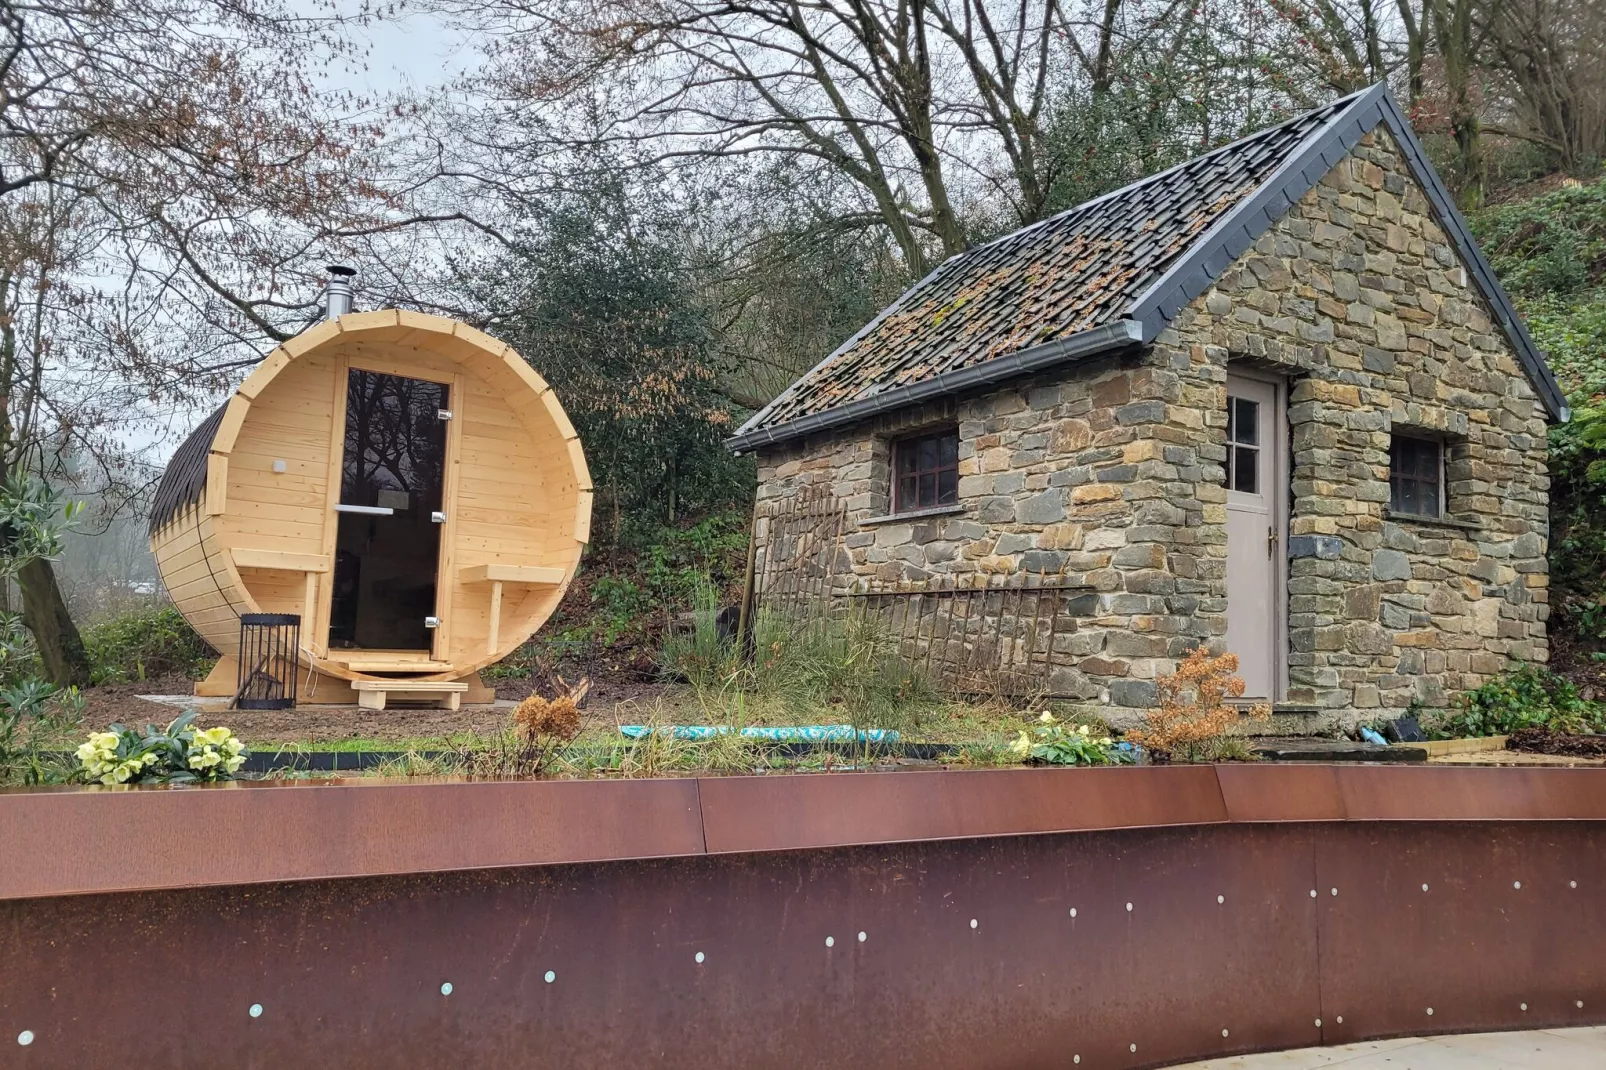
top-left (326, 264), bottom-right (356, 278)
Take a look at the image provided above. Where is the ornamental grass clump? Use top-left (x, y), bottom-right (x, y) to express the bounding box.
top-left (75, 710), bottom-right (247, 785)
top-left (1126, 647), bottom-right (1269, 762)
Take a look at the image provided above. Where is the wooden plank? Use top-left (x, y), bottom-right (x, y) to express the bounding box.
top-left (204, 455), bottom-right (228, 516)
top-left (487, 580), bottom-right (502, 655)
top-left (313, 351), bottom-right (348, 659)
top-left (459, 564), bottom-right (566, 585)
top-left (349, 680), bottom-right (467, 692)
top-left (229, 547), bottom-right (331, 573)
top-left (434, 371), bottom-right (465, 662)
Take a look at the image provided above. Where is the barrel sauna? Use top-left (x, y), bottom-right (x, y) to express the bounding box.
top-left (149, 308), bottom-right (591, 704)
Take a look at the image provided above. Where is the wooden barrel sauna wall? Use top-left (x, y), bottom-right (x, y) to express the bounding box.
top-left (148, 310), bottom-right (591, 700)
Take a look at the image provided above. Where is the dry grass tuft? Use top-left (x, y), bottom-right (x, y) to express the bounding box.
top-left (513, 694), bottom-right (582, 744)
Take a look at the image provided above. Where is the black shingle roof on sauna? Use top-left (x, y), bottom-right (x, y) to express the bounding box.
top-left (149, 404), bottom-right (226, 535)
top-left (727, 84), bottom-right (1567, 453)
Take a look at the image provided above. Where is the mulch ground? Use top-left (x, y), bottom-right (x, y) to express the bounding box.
top-left (1508, 727), bottom-right (1606, 757)
top-left (73, 661), bottom-right (676, 745)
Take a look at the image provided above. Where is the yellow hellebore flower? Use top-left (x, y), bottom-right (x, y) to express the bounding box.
top-left (1037, 711), bottom-right (1056, 724)
top-left (196, 727), bottom-right (234, 747)
top-left (225, 755), bottom-right (245, 773)
top-left (1077, 724), bottom-right (1091, 736)
top-left (75, 742), bottom-right (97, 762)
top-left (223, 738), bottom-right (245, 757)
top-left (1009, 730), bottom-right (1032, 758)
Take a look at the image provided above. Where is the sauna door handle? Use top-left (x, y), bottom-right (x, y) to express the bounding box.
top-left (335, 504), bottom-right (395, 516)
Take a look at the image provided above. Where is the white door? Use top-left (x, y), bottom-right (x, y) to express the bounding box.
top-left (1224, 375), bottom-right (1284, 700)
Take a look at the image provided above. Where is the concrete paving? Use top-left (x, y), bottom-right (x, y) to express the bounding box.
top-left (1170, 1027), bottom-right (1606, 1068)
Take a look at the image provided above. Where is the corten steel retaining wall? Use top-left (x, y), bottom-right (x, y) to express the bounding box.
top-left (3, 766), bottom-right (1606, 1068)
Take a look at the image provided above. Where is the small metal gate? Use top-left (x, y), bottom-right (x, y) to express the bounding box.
top-left (236, 613), bottom-right (300, 709)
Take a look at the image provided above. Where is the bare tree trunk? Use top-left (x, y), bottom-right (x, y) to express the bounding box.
top-left (18, 557), bottom-right (89, 687)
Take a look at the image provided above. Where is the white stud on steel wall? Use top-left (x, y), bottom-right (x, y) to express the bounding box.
top-left (17, 1031), bottom-right (34, 1046)
top-left (249, 1004), bottom-right (263, 1018)
top-left (440, 982), bottom-right (453, 996)
top-left (1514, 881), bottom-right (1522, 889)
top-left (1521, 1003), bottom-right (1528, 1011)
top-left (1217, 895), bottom-right (1225, 904)
top-left (1330, 887), bottom-right (1338, 896)
top-left (1426, 1008), bottom-right (1434, 1016)
top-left (1314, 1018), bottom-right (1321, 1028)
top-left (544, 971), bottom-right (556, 984)
top-left (1125, 902), bottom-right (1133, 912)
top-left (970, 918), bottom-right (978, 929)
top-left (1579, 1001), bottom-right (1586, 1009)
top-left (825, 937), bottom-right (835, 948)
top-left (1129, 1043), bottom-right (1137, 1052)
top-left (1069, 908), bottom-right (1077, 918)
top-left (1221, 1029), bottom-right (1229, 1037)
top-left (1571, 881), bottom-right (1578, 888)
top-left (858, 932), bottom-right (867, 943)
top-left (1073, 1056), bottom-right (1080, 1064)
top-left (1336, 1016), bottom-right (1343, 1024)
top-left (1422, 883), bottom-right (1430, 892)
top-left (1310, 889), bottom-right (1317, 898)
top-left (695, 952), bottom-right (705, 964)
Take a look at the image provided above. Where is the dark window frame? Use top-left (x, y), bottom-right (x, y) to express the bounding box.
top-left (891, 427), bottom-right (960, 514)
top-left (1389, 433), bottom-right (1444, 518)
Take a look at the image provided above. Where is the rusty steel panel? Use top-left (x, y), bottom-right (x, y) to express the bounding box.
top-left (0, 777), bottom-right (706, 900)
top-left (698, 767), bottom-right (1230, 855)
top-left (2, 824), bottom-right (1327, 1069)
top-left (1216, 764), bottom-right (1345, 823)
top-left (1314, 822), bottom-right (1606, 1045)
top-left (1333, 766), bottom-right (1606, 822)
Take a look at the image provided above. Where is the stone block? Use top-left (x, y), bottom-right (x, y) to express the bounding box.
top-left (1372, 549), bottom-right (1412, 581)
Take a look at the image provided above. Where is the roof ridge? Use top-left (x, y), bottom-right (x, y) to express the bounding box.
top-left (955, 87), bottom-right (1372, 264)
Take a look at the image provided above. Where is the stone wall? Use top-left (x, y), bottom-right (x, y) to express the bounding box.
top-left (752, 125), bottom-right (1551, 723)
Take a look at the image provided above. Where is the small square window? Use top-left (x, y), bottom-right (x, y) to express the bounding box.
top-left (1389, 434), bottom-right (1442, 518)
top-left (893, 428), bottom-right (959, 513)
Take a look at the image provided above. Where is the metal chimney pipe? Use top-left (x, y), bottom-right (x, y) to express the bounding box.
top-left (324, 264), bottom-right (356, 320)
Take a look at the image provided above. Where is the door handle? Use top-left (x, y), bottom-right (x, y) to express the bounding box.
top-left (431, 511), bottom-right (447, 524)
top-left (1268, 526), bottom-right (1279, 558)
top-left (425, 616), bottom-right (441, 629)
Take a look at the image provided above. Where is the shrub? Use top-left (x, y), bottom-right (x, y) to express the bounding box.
top-left (1126, 647), bottom-right (1269, 762)
top-left (1010, 711), bottom-right (1133, 766)
top-left (0, 678), bottom-right (86, 785)
top-left (74, 710), bottom-right (246, 785)
top-left (1430, 666), bottom-right (1605, 738)
top-left (82, 603), bottom-right (215, 684)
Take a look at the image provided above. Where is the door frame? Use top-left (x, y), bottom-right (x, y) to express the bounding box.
top-left (1224, 366), bottom-right (1289, 702)
top-left (321, 354), bottom-right (463, 661)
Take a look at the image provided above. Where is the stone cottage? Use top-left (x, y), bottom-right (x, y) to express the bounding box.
top-left (726, 84), bottom-right (1566, 723)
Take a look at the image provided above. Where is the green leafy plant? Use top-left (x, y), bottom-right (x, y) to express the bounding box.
top-left (75, 710), bottom-right (247, 785)
top-left (1431, 666), bottom-right (1605, 738)
top-left (82, 603), bottom-right (216, 684)
top-left (0, 678), bottom-right (85, 784)
top-left (1010, 712), bottom-right (1133, 766)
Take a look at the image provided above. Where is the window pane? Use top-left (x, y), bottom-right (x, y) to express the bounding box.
top-left (1389, 435), bottom-right (1441, 516)
top-left (938, 468), bottom-right (957, 504)
top-left (898, 476), bottom-right (917, 510)
top-left (917, 437), bottom-right (937, 469)
top-left (1226, 399), bottom-right (1235, 444)
top-left (918, 472), bottom-right (936, 506)
top-left (1234, 398), bottom-right (1259, 445)
top-left (897, 447), bottom-right (916, 476)
top-left (939, 433), bottom-right (957, 466)
top-left (1234, 446), bottom-right (1259, 493)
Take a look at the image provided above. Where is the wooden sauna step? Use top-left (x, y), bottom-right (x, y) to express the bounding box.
top-left (350, 680), bottom-right (468, 711)
top-left (331, 651), bottom-right (454, 673)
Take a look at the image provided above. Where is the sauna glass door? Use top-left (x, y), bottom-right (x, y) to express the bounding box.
top-left (328, 370), bottom-right (448, 652)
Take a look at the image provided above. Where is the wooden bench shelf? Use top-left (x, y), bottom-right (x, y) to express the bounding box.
top-left (349, 680), bottom-right (469, 711)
